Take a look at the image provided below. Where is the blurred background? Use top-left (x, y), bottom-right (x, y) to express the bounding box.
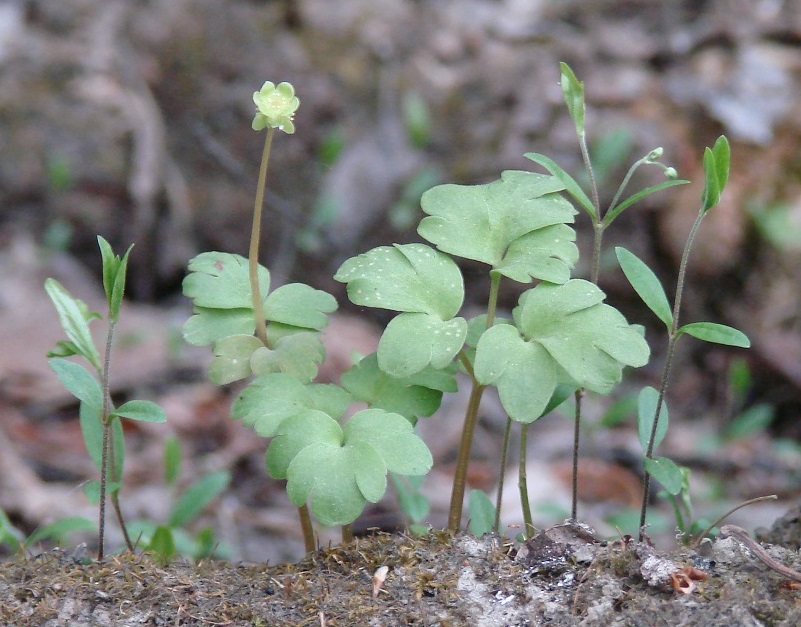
top-left (1, 0), bottom-right (800, 562)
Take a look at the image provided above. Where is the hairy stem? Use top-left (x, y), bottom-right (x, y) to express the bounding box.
top-left (249, 127), bottom-right (276, 346)
top-left (97, 319), bottom-right (116, 561)
top-left (571, 388), bottom-right (584, 520)
top-left (639, 208), bottom-right (705, 539)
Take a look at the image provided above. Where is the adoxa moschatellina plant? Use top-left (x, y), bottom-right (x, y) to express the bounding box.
top-left (183, 73), bottom-right (665, 551)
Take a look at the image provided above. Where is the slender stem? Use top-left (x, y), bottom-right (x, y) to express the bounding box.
top-left (570, 133), bottom-right (604, 523)
top-left (691, 495), bottom-right (777, 549)
top-left (341, 524), bottom-right (354, 544)
top-left (570, 389), bottom-right (584, 520)
top-left (518, 423), bottom-right (535, 538)
top-left (97, 319), bottom-right (116, 561)
top-left (639, 208), bottom-right (706, 539)
top-left (298, 504), bottom-right (315, 553)
top-left (493, 416), bottom-right (513, 534)
top-left (249, 127), bottom-right (276, 346)
top-left (605, 157), bottom-right (646, 219)
top-left (448, 380), bottom-right (486, 531)
top-left (448, 273), bottom-right (501, 531)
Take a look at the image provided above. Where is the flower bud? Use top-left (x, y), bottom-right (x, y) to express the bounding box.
top-left (664, 167), bottom-right (677, 179)
top-left (646, 147), bottom-right (663, 161)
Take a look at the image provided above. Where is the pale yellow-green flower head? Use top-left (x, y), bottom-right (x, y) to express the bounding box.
top-left (252, 81), bottom-right (299, 134)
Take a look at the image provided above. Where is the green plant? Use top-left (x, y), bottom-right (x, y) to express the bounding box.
top-left (181, 66), bottom-right (752, 550)
top-left (127, 436), bottom-right (231, 562)
top-left (46, 236), bottom-right (166, 560)
top-left (614, 136), bottom-right (751, 538)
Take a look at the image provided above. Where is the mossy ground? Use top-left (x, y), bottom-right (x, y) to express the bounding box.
top-left (3, 522), bottom-right (801, 626)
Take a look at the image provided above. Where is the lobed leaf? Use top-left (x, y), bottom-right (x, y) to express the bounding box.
top-left (475, 279), bottom-right (650, 422)
top-left (341, 353), bottom-right (451, 421)
top-left (250, 331), bottom-right (326, 383)
top-left (183, 252), bottom-right (270, 310)
top-left (264, 283), bottom-right (337, 330)
top-left (232, 373), bottom-right (350, 438)
top-left (335, 243), bottom-right (464, 318)
top-left (182, 308), bottom-right (256, 346)
top-left (418, 170), bottom-right (577, 280)
top-left (377, 313), bottom-right (467, 378)
top-left (615, 247), bottom-right (673, 329)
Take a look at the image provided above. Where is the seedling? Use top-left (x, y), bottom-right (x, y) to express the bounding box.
top-left (182, 66), bottom-right (752, 550)
top-left (46, 236), bottom-right (166, 560)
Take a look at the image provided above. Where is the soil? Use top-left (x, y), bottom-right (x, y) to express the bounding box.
top-left (2, 0), bottom-right (801, 625)
top-left (3, 515), bottom-right (801, 626)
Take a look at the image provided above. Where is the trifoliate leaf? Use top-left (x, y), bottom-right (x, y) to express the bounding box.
top-left (276, 408), bottom-right (433, 526)
top-left (183, 252), bottom-right (270, 310)
top-left (474, 279), bottom-right (650, 422)
top-left (341, 353), bottom-right (448, 421)
top-left (418, 170), bottom-right (577, 282)
top-left (377, 313), bottom-right (467, 378)
top-left (335, 243), bottom-right (464, 317)
top-left (264, 283), bottom-right (337, 330)
top-left (496, 224), bottom-right (578, 284)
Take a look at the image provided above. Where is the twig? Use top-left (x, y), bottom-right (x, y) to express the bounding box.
top-left (720, 525), bottom-right (801, 583)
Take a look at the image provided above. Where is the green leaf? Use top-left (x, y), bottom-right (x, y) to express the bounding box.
top-left (83, 480), bottom-right (122, 504)
top-left (474, 280), bottom-right (650, 422)
top-left (147, 525), bottom-right (176, 562)
top-left (25, 516), bottom-right (95, 547)
top-left (48, 358), bottom-right (103, 414)
top-left (615, 247), bottom-right (673, 328)
top-left (232, 374), bottom-right (349, 437)
top-left (98, 236), bottom-right (133, 322)
top-left (45, 279), bottom-right (101, 370)
top-left (168, 470), bottom-right (231, 528)
top-left (643, 457), bottom-right (683, 496)
top-left (390, 474), bottom-right (430, 524)
top-left (265, 283), bottom-right (337, 330)
top-left (677, 322), bottom-right (750, 348)
top-left (343, 409), bottom-right (433, 476)
top-left (111, 399), bottom-right (167, 423)
top-left (335, 243), bottom-right (464, 317)
top-left (250, 332), bottom-right (326, 383)
top-left (163, 437), bottom-right (181, 487)
top-left (468, 489), bottom-right (496, 536)
top-left (523, 152), bottom-right (594, 216)
top-left (701, 136), bottom-right (731, 212)
top-left (341, 353), bottom-right (450, 421)
top-left (208, 334), bottom-right (263, 384)
top-left (604, 180), bottom-right (690, 227)
top-left (377, 313), bottom-right (467, 378)
top-left (182, 308), bottom-right (256, 346)
top-left (725, 404), bottom-right (774, 440)
top-left (183, 252), bottom-right (270, 310)
top-left (637, 386), bottom-right (669, 451)
top-left (268, 408), bottom-right (432, 527)
top-left (418, 170), bottom-right (578, 280)
top-left (0, 508), bottom-right (23, 546)
top-left (560, 62), bottom-right (585, 136)
top-left (266, 410), bottom-right (343, 479)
